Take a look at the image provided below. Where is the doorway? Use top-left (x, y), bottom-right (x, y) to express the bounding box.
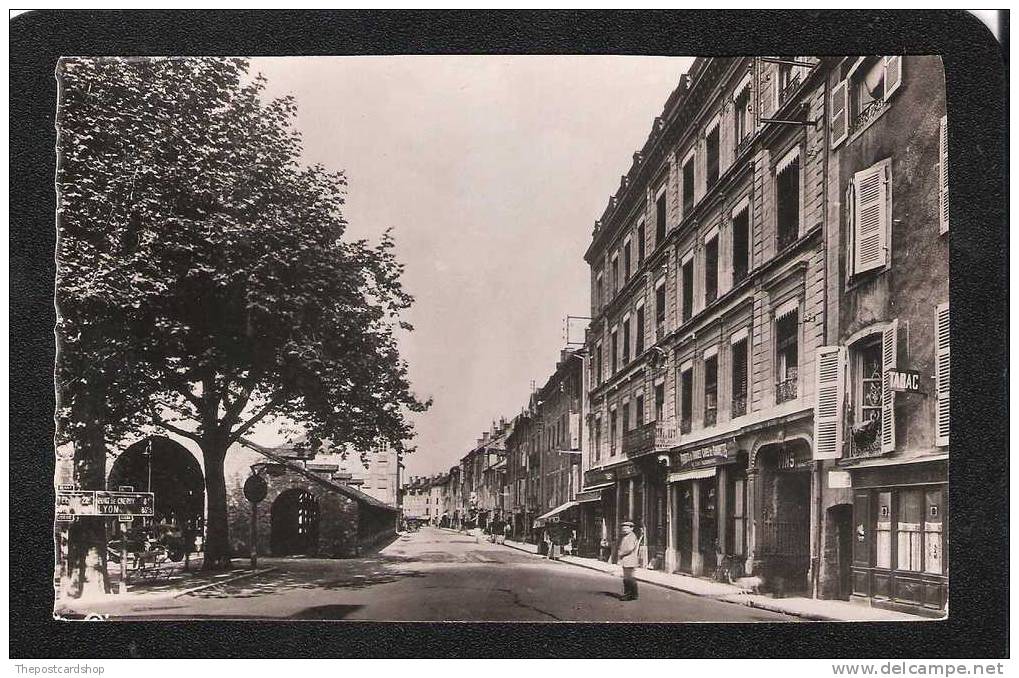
top-left (270, 489), bottom-right (320, 556)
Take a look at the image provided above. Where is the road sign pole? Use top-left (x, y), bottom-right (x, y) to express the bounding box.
top-left (250, 502), bottom-right (258, 571)
top-left (119, 521), bottom-right (128, 595)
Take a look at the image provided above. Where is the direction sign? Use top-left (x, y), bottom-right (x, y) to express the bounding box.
top-left (56, 490), bottom-right (97, 521)
top-left (95, 491), bottom-right (154, 517)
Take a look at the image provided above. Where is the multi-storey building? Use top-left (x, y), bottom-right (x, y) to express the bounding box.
top-left (401, 475), bottom-right (433, 522)
top-left (505, 411), bottom-right (536, 539)
top-left (531, 349), bottom-right (586, 544)
top-left (578, 55), bottom-right (947, 612)
top-left (815, 56), bottom-right (948, 615)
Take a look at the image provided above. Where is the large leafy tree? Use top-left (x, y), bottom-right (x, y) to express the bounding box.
top-left (56, 57), bottom-right (428, 576)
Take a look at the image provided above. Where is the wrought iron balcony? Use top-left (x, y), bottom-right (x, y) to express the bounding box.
top-left (775, 377), bottom-right (798, 404)
top-left (731, 393), bottom-right (748, 418)
top-left (778, 73), bottom-right (803, 107)
top-left (849, 98), bottom-right (888, 137)
top-left (704, 406), bottom-right (717, 428)
top-left (622, 422), bottom-right (679, 458)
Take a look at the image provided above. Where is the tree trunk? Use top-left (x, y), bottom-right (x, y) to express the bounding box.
top-left (201, 442), bottom-right (233, 570)
top-left (61, 414), bottom-right (110, 599)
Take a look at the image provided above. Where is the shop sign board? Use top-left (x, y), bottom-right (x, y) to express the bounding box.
top-left (827, 470), bottom-right (852, 489)
top-left (94, 491), bottom-right (155, 517)
top-left (887, 369), bottom-right (923, 393)
top-left (675, 440), bottom-right (737, 471)
top-left (584, 468), bottom-right (616, 486)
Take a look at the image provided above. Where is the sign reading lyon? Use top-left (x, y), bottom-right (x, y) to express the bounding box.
top-left (94, 491), bottom-right (155, 517)
top-left (886, 369), bottom-right (923, 393)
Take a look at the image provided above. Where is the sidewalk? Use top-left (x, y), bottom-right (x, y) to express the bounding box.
top-left (501, 539), bottom-right (930, 622)
top-left (54, 560), bottom-right (277, 619)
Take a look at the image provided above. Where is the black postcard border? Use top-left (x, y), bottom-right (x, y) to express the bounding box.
top-left (10, 9), bottom-right (1008, 659)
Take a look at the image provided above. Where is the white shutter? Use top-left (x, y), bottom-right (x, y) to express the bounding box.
top-left (935, 303), bottom-right (950, 446)
top-left (569, 412), bottom-right (581, 450)
top-left (814, 346), bottom-right (846, 460)
top-left (884, 56), bottom-right (902, 98)
top-left (830, 79), bottom-right (849, 147)
top-left (880, 320), bottom-right (898, 453)
top-left (939, 115), bottom-right (949, 234)
top-left (853, 160), bottom-right (890, 274)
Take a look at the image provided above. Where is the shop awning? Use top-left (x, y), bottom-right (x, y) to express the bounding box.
top-left (668, 467), bottom-right (717, 484)
top-left (532, 501), bottom-right (579, 529)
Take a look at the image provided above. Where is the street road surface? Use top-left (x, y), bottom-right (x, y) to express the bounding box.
top-left (86, 527), bottom-right (796, 621)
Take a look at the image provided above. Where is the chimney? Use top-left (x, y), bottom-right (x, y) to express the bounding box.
top-left (482, 431), bottom-right (490, 443)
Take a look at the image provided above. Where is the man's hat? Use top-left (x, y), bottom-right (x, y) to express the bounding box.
top-left (621, 520), bottom-right (634, 527)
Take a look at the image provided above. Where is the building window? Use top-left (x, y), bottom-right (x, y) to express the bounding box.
top-left (848, 335), bottom-right (883, 457)
top-left (623, 240), bottom-right (632, 281)
top-left (679, 366), bottom-right (693, 433)
top-left (611, 329), bottom-right (619, 374)
top-left (731, 336), bottom-right (749, 418)
top-left (682, 155), bottom-right (695, 215)
top-left (777, 61), bottom-right (801, 107)
top-left (610, 409), bottom-right (618, 455)
top-left (593, 418), bottom-right (602, 463)
top-left (775, 310), bottom-right (799, 403)
top-left (655, 281), bottom-right (667, 340)
top-left (655, 188), bottom-right (667, 245)
top-left (622, 317), bottom-right (631, 365)
top-left (732, 207), bottom-right (750, 284)
top-left (734, 86), bottom-right (752, 148)
top-left (612, 255), bottom-right (620, 295)
top-left (654, 383), bottom-right (665, 422)
top-left (681, 257), bottom-right (694, 323)
top-left (705, 234), bottom-right (719, 304)
top-left (596, 271), bottom-right (603, 311)
top-left (635, 305), bottom-right (645, 356)
top-left (595, 341), bottom-right (603, 385)
top-left (638, 222), bottom-right (647, 262)
top-left (847, 158), bottom-right (892, 276)
top-left (635, 394), bottom-right (644, 427)
top-left (622, 402), bottom-right (630, 434)
top-left (704, 353), bottom-right (718, 427)
top-left (706, 126), bottom-right (720, 189)
top-left (776, 152), bottom-right (801, 250)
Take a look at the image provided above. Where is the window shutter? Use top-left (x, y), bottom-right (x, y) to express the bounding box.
top-left (935, 303), bottom-right (950, 446)
top-left (814, 345), bottom-right (846, 460)
top-left (884, 56), bottom-right (903, 98)
top-left (939, 115), bottom-right (949, 234)
top-left (881, 319), bottom-right (898, 453)
top-left (830, 79), bottom-right (849, 147)
top-left (853, 160), bottom-right (890, 274)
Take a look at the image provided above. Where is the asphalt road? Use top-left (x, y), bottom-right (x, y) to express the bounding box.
top-left (91, 527), bottom-right (796, 621)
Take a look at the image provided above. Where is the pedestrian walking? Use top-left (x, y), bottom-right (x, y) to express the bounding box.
top-left (502, 521), bottom-right (512, 544)
top-left (617, 520), bottom-right (642, 601)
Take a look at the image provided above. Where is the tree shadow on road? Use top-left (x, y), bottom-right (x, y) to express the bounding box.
top-left (289, 604), bottom-right (365, 619)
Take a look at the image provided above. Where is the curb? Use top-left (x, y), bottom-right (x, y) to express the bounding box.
top-left (498, 539), bottom-right (907, 622)
top-left (172, 567), bottom-right (279, 598)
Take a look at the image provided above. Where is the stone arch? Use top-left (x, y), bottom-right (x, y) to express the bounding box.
top-left (108, 435), bottom-right (205, 538)
top-left (270, 488), bottom-right (320, 556)
top-left (748, 430), bottom-right (813, 472)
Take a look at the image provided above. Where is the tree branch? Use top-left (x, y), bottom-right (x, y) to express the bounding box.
top-left (150, 411), bottom-right (202, 443)
top-left (228, 392), bottom-right (285, 444)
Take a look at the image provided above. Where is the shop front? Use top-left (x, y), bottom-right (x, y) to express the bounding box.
top-left (582, 467), bottom-right (618, 560)
top-left (666, 439), bottom-right (745, 578)
top-left (845, 455), bottom-right (947, 616)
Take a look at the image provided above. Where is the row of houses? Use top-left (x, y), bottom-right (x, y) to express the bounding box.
top-left (410, 55), bottom-right (949, 617)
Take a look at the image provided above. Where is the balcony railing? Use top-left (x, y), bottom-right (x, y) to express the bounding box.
top-left (704, 406), bottom-right (717, 428)
top-left (849, 98), bottom-right (888, 137)
top-left (776, 377), bottom-right (798, 404)
top-left (731, 393), bottom-right (748, 418)
top-left (655, 322), bottom-right (665, 342)
top-left (622, 422), bottom-right (679, 457)
top-left (778, 73), bottom-right (803, 107)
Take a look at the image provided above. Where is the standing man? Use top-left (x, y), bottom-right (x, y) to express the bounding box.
top-left (617, 520), bottom-right (640, 601)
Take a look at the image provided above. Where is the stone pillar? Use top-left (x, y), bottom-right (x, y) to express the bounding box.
top-left (745, 468), bottom-right (758, 576)
top-left (613, 482), bottom-right (623, 563)
top-left (717, 465), bottom-right (729, 561)
top-left (691, 480), bottom-right (702, 576)
top-left (666, 482), bottom-right (677, 573)
top-left (628, 477), bottom-right (636, 520)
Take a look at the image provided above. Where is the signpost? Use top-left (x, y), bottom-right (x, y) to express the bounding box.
top-left (244, 474), bottom-right (268, 570)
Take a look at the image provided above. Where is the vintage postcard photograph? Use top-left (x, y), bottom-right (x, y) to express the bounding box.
top-left (51, 53), bottom-right (950, 623)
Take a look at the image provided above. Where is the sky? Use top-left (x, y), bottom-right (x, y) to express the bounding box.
top-left (243, 55), bottom-right (694, 478)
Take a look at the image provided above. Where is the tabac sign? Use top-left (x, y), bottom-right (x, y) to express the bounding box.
top-left (886, 369), bottom-right (923, 394)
